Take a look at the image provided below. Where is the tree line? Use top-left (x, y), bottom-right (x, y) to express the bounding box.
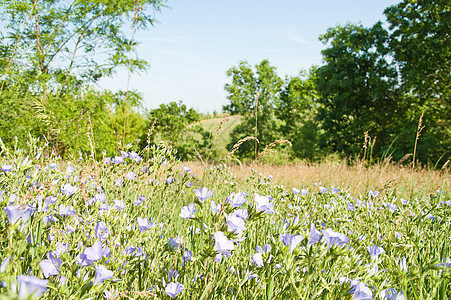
top-left (0, 0), bottom-right (449, 166)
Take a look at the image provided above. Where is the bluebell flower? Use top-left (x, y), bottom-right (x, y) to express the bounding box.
top-left (0, 256), bottom-right (10, 272)
top-left (183, 250), bottom-right (193, 262)
top-left (165, 282), bottom-right (184, 298)
top-left (94, 265), bottom-right (113, 285)
top-left (254, 194), bottom-right (275, 214)
top-left (1, 164), bottom-right (13, 172)
top-left (180, 203), bottom-right (197, 219)
top-left (134, 195), bottom-right (145, 206)
top-left (213, 231), bottom-right (234, 255)
top-left (194, 187), bottom-right (214, 202)
top-left (59, 204), bottom-right (76, 217)
top-left (4, 205), bottom-right (35, 224)
top-left (321, 228), bottom-right (349, 249)
top-left (280, 233), bottom-right (303, 252)
top-left (379, 288), bottom-right (406, 300)
top-left (308, 223), bottom-right (321, 247)
top-left (60, 183), bottom-right (77, 196)
top-left (210, 201), bottom-right (221, 214)
top-left (126, 171), bottom-right (136, 180)
top-left (367, 245), bottom-right (385, 260)
top-left (352, 281), bottom-right (373, 300)
top-left (112, 156), bottom-right (123, 164)
top-left (232, 209), bottom-right (248, 220)
top-left (137, 217), bottom-right (155, 232)
top-left (17, 275), bottom-right (48, 299)
top-left (39, 253), bottom-right (62, 278)
top-left (227, 192), bottom-right (246, 207)
top-left (226, 214), bottom-right (246, 235)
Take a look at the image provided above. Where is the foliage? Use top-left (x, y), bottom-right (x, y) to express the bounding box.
top-left (0, 0), bottom-right (165, 157)
top-left (224, 60), bottom-right (284, 158)
top-left (141, 101), bottom-right (214, 161)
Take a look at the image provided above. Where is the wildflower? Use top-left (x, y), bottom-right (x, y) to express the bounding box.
top-left (252, 253), bottom-right (264, 267)
top-left (194, 187), bottom-right (214, 202)
top-left (399, 257), bottom-right (408, 272)
top-left (137, 217), bottom-right (155, 232)
top-left (388, 203), bottom-right (398, 213)
top-left (165, 282), bottom-right (184, 298)
top-left (301, 188), bottom-right (308, 196)
top-left (112, 156), bottom-right (123, 164)
top-left (166, 177), bottom-right (174, 184)
top-left (353, 281), bottom-right (373, 300)
top-left (226, 214), bottom-right (246, 235)
top-left (183, 250), bottom-right (193, 262)
top-left (213, 231), bottom-right (235, 255)
top-left (280, 233), bottom-right (303, 252)
top-left (103, 157), bottom-right (112, 164)
top-left (39, 253), bottom-right (62, 278)
top-left (60, 183), bottom-right (77, 196)
top-left (59, 205), bottom-right (76, 217)
top-left (347, 203), bottom-right (356, 211)
top-left (380, 288), bottom-right (406, 300)
top-left (322, 228), bottom-right (349, 249)
top-left (395, 231), bottom-right (402, 239)
top-left (331, 186), bottom-right (340, 194)
top-left (94, 265), bottom-right (113, 285)
top-left (17, 275), bottom-right (48, 299)
top-left (120, 151), bottom-right (128, 158)
top-left (232, 209), bottom-right (248, 220)
top-left (227, 192), bottom-right (246, 207)
top-left (83, 241), bottom-right (111, 262)
top-left (4, 205), bottom-right (35, 224)
top-left (308, 223), bottom-right (321, 247)
top-left (113, 200), bottom-right (126, 211)
top-left (134, 195), bottom-right (145, 206)
top-left (104, 290), bottom-right (119, 299)
top-left (95, 222), bottom-right (109, 241)
top-left (1, 164), bottom-right (13, 172)
top-left (180, 203), bottom-right (197, 219)
top-left (254, 194), bottom-right (275, 214)
top-left (1, 256), bottom-right (10, 272)
top-left (292, 188), bottom-right (300, 195)
top-left (129, 151), bottom-right (138, 160)
top-left (319, 186), bottom-right (328, 194)
top-left (210, 201), bottom-right (221, 214)
top-left (367, 245), bottom-right (385, 260)
top-left (126, 171), bottom-right (136, 180)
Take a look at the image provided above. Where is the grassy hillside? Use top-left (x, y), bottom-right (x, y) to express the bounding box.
top-left (197, 114), bottom-right (242, 157)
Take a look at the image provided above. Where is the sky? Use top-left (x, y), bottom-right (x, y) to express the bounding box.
top-left (98, 0), bottom-right (402, 114)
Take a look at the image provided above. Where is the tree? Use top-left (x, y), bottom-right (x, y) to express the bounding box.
top-left (275, 68), bottom-right (323, 160)
top-left (0, 0), bottom-right (166, 156)
top-left (223, 60), bottom-right (283, 158)
top-left (316, 22), bottom-right (404, 158)
top-left (384, 0), bottom-right (450, 164)
top-left (141, 101), bottom-right (213, 161)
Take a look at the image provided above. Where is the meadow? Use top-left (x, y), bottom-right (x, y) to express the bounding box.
top-left (0, 137), bottom-right (450, 299)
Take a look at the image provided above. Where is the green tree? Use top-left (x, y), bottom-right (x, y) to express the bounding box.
top-left (384, 0), bottom-right (450, 164)
top-left (224, 60), bottom-right (283, 158)
top-left (0, 0), bottom-right (165, 155)
top-left (316, 22), bottom-right (404, 159)
top-left (276, 68), bottom-right (323, 161)
top-left (141, 101), bottom-right (213, 161)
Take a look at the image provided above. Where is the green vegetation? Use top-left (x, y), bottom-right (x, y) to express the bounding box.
top-left (0, 0), bottom-right (449, 166)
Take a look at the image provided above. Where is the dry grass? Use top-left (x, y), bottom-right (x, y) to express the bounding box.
top-left (184, 160), bottom-right (450, 199)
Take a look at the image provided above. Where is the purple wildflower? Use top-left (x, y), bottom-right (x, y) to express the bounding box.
top-left (60, 183), bottom-right (77, 196)
top-left (227, 192), bottom-right (246, 207)
top-left (179, 203), bottom-right (197, 219)
top-left (39, 253), bottom-right (62, 278)
top-left (254, 194), bottom-right (275, 214)
top-left (165, 282), bottom-right (184, 298)
top-left (94, 265), bottom-right (113, 285)
top-left (95, 222), bottom-right (109, 241)
top-left (280, 233), bottom-right (304, 252)
top-left (322, 228), bottom-right (350, 249)
top-left (17, 275), bottom-right (48, 299)
top-left (194, 187), bottom-right (214, 202)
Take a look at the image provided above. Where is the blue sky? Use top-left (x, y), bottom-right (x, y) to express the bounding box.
top-left (98, 0), bottom-right (401, 113)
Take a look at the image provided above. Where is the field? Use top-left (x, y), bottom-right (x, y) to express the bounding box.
top-left (1, 140), bottom-right (450, 299)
